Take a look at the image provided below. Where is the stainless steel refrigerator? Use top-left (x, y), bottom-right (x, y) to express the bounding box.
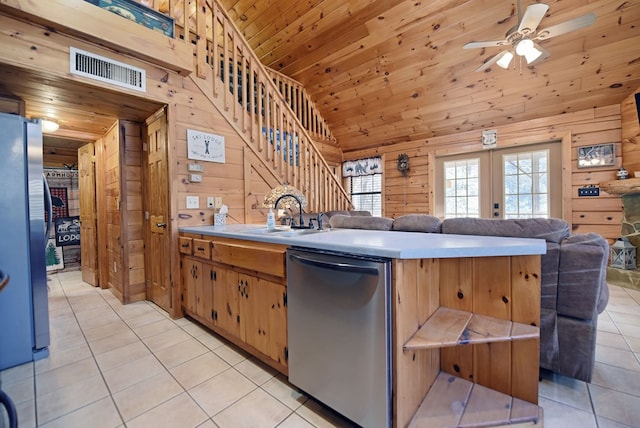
top-left (0, 112), bottom-right (51, 370)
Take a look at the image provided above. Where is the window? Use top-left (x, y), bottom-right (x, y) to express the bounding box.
top-left (349, 174), bottom-right (382, 216)
top-left (503, 150), bottom-right (549, 219)
top-left (343, 157), bottom-right (383, 216)
top-left (443, 158), bottom-right (480, 218)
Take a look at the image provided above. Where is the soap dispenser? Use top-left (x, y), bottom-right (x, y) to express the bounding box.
top-left (266, 208), bottom-right (276, 229)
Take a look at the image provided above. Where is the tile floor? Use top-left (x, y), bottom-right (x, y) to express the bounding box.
top-left (0, 270), bottom-right (639, 427)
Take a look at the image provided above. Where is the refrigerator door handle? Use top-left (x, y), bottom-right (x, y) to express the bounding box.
top-left (43, 174), bottom-right (52, 244)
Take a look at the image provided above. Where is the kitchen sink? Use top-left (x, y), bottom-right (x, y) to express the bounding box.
top-left (243, 226), bottom-right (329, 236)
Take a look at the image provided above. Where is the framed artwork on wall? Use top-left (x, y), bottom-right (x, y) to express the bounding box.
top-left (577, 143), bottom-right (615, 168)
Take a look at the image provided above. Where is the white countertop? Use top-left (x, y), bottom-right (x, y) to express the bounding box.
top-left (179, 224), bottom-right (547, 259)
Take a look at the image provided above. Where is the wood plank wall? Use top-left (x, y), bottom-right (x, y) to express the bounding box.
top-left (345, 105), bottom-right (624, 242)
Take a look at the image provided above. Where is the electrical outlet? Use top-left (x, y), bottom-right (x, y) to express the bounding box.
top-left (214, 196), bottom-right (223, 209)
top-left (207, 196), bottom-right (215, 208)
top-left (186, 196), bottom-right (199, 209)
top-left (578, 187), bottom-right (600, 197)
top-left (189, 173), bottom-right (202, 183)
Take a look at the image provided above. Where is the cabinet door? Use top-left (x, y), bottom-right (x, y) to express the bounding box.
top-left (239, 275), bottom-right (287, 365)
top-left (182, 257), bottom-right (202, 314)
top-left (212, 267), bottom-right (240, 337)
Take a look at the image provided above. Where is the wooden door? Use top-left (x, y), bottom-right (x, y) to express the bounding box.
top-left (145, 109), bottom-right (171, 311)
top-left (78, 143), bottom-right (98, 286)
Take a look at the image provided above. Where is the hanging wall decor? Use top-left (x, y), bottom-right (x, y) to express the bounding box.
top-left (342, 157), bottom-right (382, 177)
top-left (397, 153), bottom-right (409, 177)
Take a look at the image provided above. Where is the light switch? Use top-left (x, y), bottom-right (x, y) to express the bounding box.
top-left (214, 196), bottom-right (223, 209)
top-left (186, 196), bottom-right (199, 209)
top-left (189, 173), bottom-right (202, 183)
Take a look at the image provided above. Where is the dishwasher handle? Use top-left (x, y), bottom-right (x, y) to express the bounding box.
top-left (289, 253), bottom-right (380, 276)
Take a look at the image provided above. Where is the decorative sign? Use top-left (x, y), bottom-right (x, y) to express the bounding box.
top-left (54, 216), bottom-right (81, 247)
top-left (48, 187), bottom-right (69, 219)
top-left (46, 239), bottom-right (64, 271)
top-left (187, 129), bottom-right (225, 163)
top-left (482, 129), bottom-right (497, 149)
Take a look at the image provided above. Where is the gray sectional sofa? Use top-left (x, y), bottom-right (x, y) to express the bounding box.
top-left (329, 213), bottom-right (610, 382)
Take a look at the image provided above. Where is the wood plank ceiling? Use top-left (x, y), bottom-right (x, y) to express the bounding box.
top-left (219, 0), bottom-right (640, 153)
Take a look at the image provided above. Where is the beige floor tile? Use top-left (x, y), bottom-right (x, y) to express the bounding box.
top-left (194, 331), bottom-right (226, 351)
top-left (94, 341), bottom-right (152, 372)
top-left (627, 335), bottom-right (640, 353)
top-left (35, 342), bottom-right (92, 374)
top-left (88, 329), bottom-right (140, 355)
top-left (1, 375), bottom-right (35, 404)
top-left (262, 374), bottom-right (308, 411)
top-left (48, 327), bottom-right (88, 351)
top-left (536, 397), bottom-right (597, 428)
top-left (68, 294), bottom-right (111, 313)
top-left (0, 362), bottom-right (33, 384)
top-left (616, 321), bottom-right (640, 340)
top-left (213, 388), bottom-right (292, 428)
top-left (102, 354), bottom-right (165, 393)
top-left (35, 357), bottom-right (100, 397)
top-left (169, 352), bottom-right (230, 390)
top-left (126, 392), bottom-right (208, 428)
top-left (36, 375), bottom-right (109, 425)
top-left (538, 370), bottom-right (592, 412)
top-left (595, 344), bottom-right (640, 372)
top-left (591, 362), bottom-right (640, 398)
top-left (82, 320), bottom-right (131, 342)
top-left (278, 413), bottom-right (316, 428)
top-left (173, 317), bottom-right (192, 327)
top-left (235, 357), bottom-right (277, 386)
top-left (196, 420), bottom-right (217, 428)
top-left (295, 398), bottom-right (357, 428)
top-left (14, 398), bottom-right (36, 428)
top-left (154, 337), bottom-right (209, 369)
top-left (596, 416), bottom-right (636, 428)
top-left (589, 383), bottom-right (640, 426)
top-left (124, 310), bottom-right (167, 329)
top-left (189, 368), bottom-right (256, 416)
top-left (214, 344), bottom-right (249, 366)
top-left (181, 321), bottom-right (212, 337)
top-left (597, 330), bottom-right (631, 350)
top-left (131, 317), bottom-right (179, 339)
top-left (112, 301), bottom-right (157, 321)
top-left (39, 396), bottom-right (122, 428)
top-left (143, 327), bottom-right (193, 353)
top-left (112, 371), bottom-right (183, 421)
top-left (598, 316), bottom-right (620, 334)
top-left (609, 310), bottom-right (640, 324)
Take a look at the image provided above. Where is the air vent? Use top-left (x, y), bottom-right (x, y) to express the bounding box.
top-left (70, 47), bottom-right (146, 92)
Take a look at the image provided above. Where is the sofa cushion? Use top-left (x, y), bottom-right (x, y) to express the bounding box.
top-left (392, 214), bottom-right (442, 233)
top-left (541, 242), bottom-right (560, 311)
top-left (557, 233), bottom-right (609, 319)
top-left (330, 215), bottom-right (394, 231)
top-left (441, 217), bottom-right (570, 243)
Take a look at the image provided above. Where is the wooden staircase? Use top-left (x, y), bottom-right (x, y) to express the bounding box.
top-left (149, 0), bottom-right (351, 212)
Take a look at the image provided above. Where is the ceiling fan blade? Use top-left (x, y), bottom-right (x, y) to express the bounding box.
top-left (535, 12), bottom-right (596, 41)
top-left (463, 40), bottom-right (509, 49)
top-left (518, 3), bottom-right (550, 36)
top-left (475, 50), bottom-right (509, 72)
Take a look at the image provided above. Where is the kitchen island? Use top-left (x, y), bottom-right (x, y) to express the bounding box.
top-left (178, 224), bottom-right (546, 428)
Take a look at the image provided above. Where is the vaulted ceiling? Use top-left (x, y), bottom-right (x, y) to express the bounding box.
top-left (219, 0), bottom-right (640, 153)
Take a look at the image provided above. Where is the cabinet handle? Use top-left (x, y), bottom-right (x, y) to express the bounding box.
top-left (197, 246), bottom-right (205, 251)
top-left (181, 243), bottom-right (190, 248)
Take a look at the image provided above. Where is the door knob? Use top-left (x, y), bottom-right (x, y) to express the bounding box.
top-left (156, 222), bottom-right (167, 228)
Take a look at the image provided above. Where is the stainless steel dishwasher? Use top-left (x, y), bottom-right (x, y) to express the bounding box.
top-left (287, 247), bottom-right (392, 428)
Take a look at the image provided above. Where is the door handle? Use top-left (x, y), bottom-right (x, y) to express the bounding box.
top-left (156, 222), bottom-right (167, 228)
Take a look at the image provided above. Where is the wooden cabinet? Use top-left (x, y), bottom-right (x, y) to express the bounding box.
top-left (179, 234), bottom-right (288, 374)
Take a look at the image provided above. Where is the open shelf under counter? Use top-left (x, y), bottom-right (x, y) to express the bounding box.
top-left (403, 307), bottom-right (539, 350)
top-left (408, 371), bottom-right (542, 428)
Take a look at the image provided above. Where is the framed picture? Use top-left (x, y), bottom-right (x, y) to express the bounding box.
top-left (577, 143), bottom-right (615, 168)
top-left (46, 239), bottom-right (64, 272)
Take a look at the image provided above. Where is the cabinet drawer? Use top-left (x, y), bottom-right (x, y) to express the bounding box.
top-left (193, 238), bottom-right (211, 259)
top-left (213, 241), bottom-right (286, 278)
top-left (179, 237), bottom-right (193, 255)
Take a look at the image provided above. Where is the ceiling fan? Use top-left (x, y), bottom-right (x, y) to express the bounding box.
top-left (464, 0), bottom-right (596, 72)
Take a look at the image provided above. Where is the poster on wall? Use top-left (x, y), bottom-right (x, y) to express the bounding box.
top-left (46, 187), bottom-right (69, 220)
top-left (46, 239), bottom-right (64, 271)
top-left (187, 129), bottom-right (225, 163)
top-left (54, 216), bottom-right (80, 247)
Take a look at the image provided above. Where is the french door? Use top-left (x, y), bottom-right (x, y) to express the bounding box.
top-left (434, 142), bottom-right (562, 219)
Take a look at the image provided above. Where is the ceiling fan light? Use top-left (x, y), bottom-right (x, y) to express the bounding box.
top-left (496, 51), bottom-right (514, 69)
top-left (515, 38), bottom-right (534, 56)
top-left (524, 46), bottom-right (542, 64)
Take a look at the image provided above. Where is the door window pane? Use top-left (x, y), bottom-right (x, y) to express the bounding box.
top-left (503, 150), bottom-right (549, 219)
top-left (444, 158), bottom-right (480, 218)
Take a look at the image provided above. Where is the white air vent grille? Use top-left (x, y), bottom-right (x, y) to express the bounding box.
top-left (70, 47), bottom-right (146, 92)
